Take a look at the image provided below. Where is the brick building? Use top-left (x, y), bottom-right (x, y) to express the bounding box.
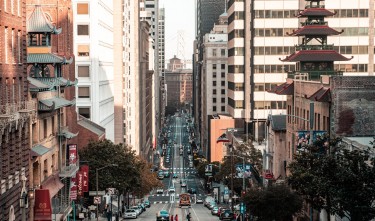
top-left (0, 0), bottom-right (35, 220)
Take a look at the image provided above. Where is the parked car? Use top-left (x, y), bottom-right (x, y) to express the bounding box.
top-left (168, 186), bottom-right (175, 193)
top-left (173, 173), bottom-right (178, 178)
top-left (218, 207), bottom-right (229, 217)
top-left (181, 182), bottom-right (187, 187)
top-left (124, 209), bottom-right (137, 219)
top-left (130, 206), bottom-right (141, 216)
top-left (196, 197), bottom-right (203, 204)
top-left (188, 188), bottom-right (196, 194)
top-left (144, 200), bottom-right (151, 208)
top-left (211, 206), bottom-right (219, 215)
top-left (219, 209), bottom-right (234, 221)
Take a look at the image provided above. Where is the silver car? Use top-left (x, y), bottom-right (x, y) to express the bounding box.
top-left (124, 209), bottom-right (137, 219)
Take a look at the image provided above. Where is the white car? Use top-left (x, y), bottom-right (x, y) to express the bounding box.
top-left (168, 186), bottom-right (175, 193)
top-left (156, 188), bottom-right (164, 194)
top-left (181, 182), bottom-right (187, 187)
top-left (130, 206), bottom-right (141, 216)
top-left (124, 209), bottom-right (137, 219)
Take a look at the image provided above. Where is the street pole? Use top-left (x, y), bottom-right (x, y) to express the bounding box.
top-left (96, 168), bottom-right (99, 221)
top-left (230, 143), bottom-right (234, 212)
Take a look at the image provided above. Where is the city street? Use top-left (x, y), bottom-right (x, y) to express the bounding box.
top-left (138, 113), bottom-right (217, 221)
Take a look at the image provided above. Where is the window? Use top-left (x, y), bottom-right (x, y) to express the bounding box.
top-left (213, 106), bottom-right (217, 112)
top-left (212, 49), bottom-right (217, 57)
top-left (221, 64), bottom-right (226, 70)
top-left (51, 116), bottom-right (55, 134)
top-left (43, 119), bottom-right (47, 139)
top-left (78, 45), bottom-right (89, 56)
top-left (221, 89), bottom-right (225, 94)
top-left (11, 29), bottom-right (14, 63)
top-left (221, 49), bottom-right (225, 57)
top-left (78, 107), bottom-right (91, 119)
top-left (221, 72), bottom-right (225, 78)
top-left (5, 27), bottom-right (8, 63)
top-left (221, 106), bottom-right (225, 112)
top-left (213, 72), bottom-right (217, 78)
top-left (213, 81), bottom-right (217, 86)
top-left (78, 87), bottom-right (90, 98)
top-left (77, 25), bottom-right (89, 35)
top-left (221, 81), bottom-right (225, 86)
top-left (221, 98), bottom-right (225, 103)
top-left (213, 89), bottom-right (217, 94)
top-left (77, 66), bottom-right (90, 77)
top-left (77, 3), bottom-right (89, 15)
top-left (213, 98), bottom-right (216, 103)
top-left (17, 0), bottom-right (20, 16)
top-left (17, 31), bottom-right (21, 64)
top-left (212, 64), bottom-right (217, 70)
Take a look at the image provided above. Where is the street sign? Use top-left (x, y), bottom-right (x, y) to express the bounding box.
top-left (107, 188), bottom-right (115, 194)
top-left (94, 197), bottom-right (101, 204)
top-left (89, 191), bottom-right (105, 196)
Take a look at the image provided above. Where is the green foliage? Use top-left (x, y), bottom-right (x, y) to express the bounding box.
top-left (235, 142), bottom-right (263, 172)
top-left (243, 185), bottom-right (303, 221)
top-left (79, 140), bottom-right (141, 193)
top-left (288, 136), bottom-right (375, 221)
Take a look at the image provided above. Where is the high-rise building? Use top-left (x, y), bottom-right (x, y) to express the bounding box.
top-left (0, 1), bottom-right (34, 220)
top-left (158, 8), bottom-right (166, 122)
top-left (165, 69), bottom-right (193, 115)
top-left (227, 0), bottom-right (374, 142)
top-left (196, 0), bottom-right (226, 42)
top-left (201, 12), bottom-right (229, 156)
top-left (73, 0), bottom-right (115, 141)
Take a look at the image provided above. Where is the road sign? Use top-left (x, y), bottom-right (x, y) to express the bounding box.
top-left (89, 191), bottom-right (105, 196)
top-left (107, 188), bottom-right (115, 194)
top-left (94, 197), bottom-right (101, 204)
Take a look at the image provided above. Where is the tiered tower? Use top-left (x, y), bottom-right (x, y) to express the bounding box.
top-left (281, 0), bottom-right (352, 80)
top-left (27, 5), bottom-right (78, 220)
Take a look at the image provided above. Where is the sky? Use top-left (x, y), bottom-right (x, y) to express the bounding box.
top-left (160, 0), bottom-right (195, 62)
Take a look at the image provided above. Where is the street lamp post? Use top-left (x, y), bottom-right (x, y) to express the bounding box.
top-left (96, 164), bottom-right (118, 221)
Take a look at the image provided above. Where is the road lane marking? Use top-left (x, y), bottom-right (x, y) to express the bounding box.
top-left (191, 206), bottom-right (200, 221)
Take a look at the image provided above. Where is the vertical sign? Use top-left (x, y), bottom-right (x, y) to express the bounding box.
top-left (76, 171), bottom-right (84, 196)
top-left (34, 189), bottom-right (52, 221)
top-left (68, 144), bottom-right (77, 166)
top-left (70, 176), bottom-right (77, 200)
top-left (81, 165), bottom-right (89, 192)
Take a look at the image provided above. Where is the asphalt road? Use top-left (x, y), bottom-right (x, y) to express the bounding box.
top-left (139, 113), bottom-right (220, 221)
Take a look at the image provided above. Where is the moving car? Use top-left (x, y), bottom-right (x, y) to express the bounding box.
top-left (124, 209), bottom-right (137, 219)
top-left (219, 209), bottom-right (234, 221)
top-left (156, 210), bottom-right (170, 221)
top-left (144, 200), bottom-right (151, 208)
top-left (156, 188), bottom-right (164, 194)
top-left (168, 186), bottom-right (175, 193)
top-left (181, 182), bottom-right (187, 187)
top-left (188, 188), bottom-right (196, 194)
top-left (172, 173), bottom-right (178, 178)
top-left (196, 197), bottom-right (203, 204)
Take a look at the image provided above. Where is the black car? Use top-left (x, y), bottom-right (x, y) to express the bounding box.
top-left (188, 188), bottom-right (196, 194)
top-left (220, 210), bottom-right (234, 221)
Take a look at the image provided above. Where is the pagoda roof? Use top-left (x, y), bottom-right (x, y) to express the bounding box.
top-left (287, 25), bottom-right (343, 36)
top-left (28, 76), bottom-right (53, 92)
top-left (267, 82), bottom-right (294, 95)
top-left (297, 8), bottom-right (336, 17)
top-left (38, 97), bottom-right (75, 112)
top-left (27, 53), bottom-right (73, 64)
top-left (280, 50), bottom-right (353, 62)
top-left (305, 87), bottom-right (331, 102)
top-left (34, 77), bottom-right (78, 87)
top-left (27, 5), bottom-right (62, 34)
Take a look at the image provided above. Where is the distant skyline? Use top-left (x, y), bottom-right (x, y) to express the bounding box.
top-left (160, 0), bottom-right (195, 63)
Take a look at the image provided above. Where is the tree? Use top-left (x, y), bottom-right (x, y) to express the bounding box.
top-left (243, 185), bottom-right (303, 221)
top-left (133, 157), bottom-right (162, 196)
top-left (79, 140), bottom-right (140, 193)
top-left (288, 136), bottom-right (375, 221)
top-left (234, 141), bottom-right (263, 172)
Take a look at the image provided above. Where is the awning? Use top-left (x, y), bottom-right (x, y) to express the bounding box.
top-left (31, 144), bottom-right (52, 157)
top-left (41, 174), bottom-right (64, 199)
top-left (58, 128), bottom-right (79, 139)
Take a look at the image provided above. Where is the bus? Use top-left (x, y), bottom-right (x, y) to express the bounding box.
top-left (179, 193), bottom-right (191, 208)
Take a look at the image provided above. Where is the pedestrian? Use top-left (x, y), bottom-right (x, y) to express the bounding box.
top-left (170, 214), bottom-right (173, 221)
top-left (186, 212), bottom-right (191, 221)
top-left (174, 214), bottom-right (178, 221)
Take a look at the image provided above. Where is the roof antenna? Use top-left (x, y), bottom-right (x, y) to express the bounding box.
top-left (224, 0), bottom-right (227, 13)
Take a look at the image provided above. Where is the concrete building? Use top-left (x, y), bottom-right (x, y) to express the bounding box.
top-left (73, 0), bottom-right (115, 141)
top-left (167, 55), bottom-right (184, 71)
top-left (164, 69), bottom-right (193, 115)
top-left (159, 8), bottom-right (166, 123)
top-left (209, 115), bottom-right (235, 162)
top-left (201, 12), bottom-right (229, 159)
top-left (0, 0), bottom-right (35, 220)
top-left (227, 0), bottom-right (375, 143)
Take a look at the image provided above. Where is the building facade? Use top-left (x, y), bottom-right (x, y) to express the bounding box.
top-left (0, 0), bottom-right (34, 220)
top-left (201, 12), bottom-right (229, 157)
top-left (73, 0), bottom-right (115, 141)
top-left (227, 0), bottom-right (375, 142)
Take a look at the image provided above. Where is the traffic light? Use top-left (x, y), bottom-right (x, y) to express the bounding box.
top-left (241, 190), bottom-right (246, 197)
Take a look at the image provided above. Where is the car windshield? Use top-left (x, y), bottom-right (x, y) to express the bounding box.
top-left (126, 210), bottom-right (135, 212)
top-left (160, 210), bottom-right (169, 215)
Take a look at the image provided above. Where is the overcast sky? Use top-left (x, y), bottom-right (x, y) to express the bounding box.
top-left (160, 0), bottom-right (195, 62)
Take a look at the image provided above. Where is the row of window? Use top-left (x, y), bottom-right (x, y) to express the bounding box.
top-left (254, 27), bottom-right (369, 37)
top-left (212, 63), bottom-right (226, 70)
top-left (211, 48), bottom-right (226, 57)
top-left (254, 101), bottom-right (286, 110)
top-left (228, 98), bottom-right (244, 109)
top-left (213, 97), bottom-right (226, 103)
top-left (212, 81), bottom-right (226, 87)
top-left (0, 77), bottom-right (23, 105)
top-left (77, 3), bottom-right (89, 15)
top-left (254, 83), bottom-right (279, 92)
top-left (254, 9), bottom-right (368, 19)
top-left (287, 105), bottom-right (329, 131)
top-left (3, 0), bottom-right (21, 16)
top-left (254, 64), bottom-right (295, 74)
top-left (0, 27), bottom-right (22, 64)
top-left (228, 47), bottom-right (244, 56)
top-left (228, 0), bottom-right (244, 9)
top-left (228, 29), bottom-right (244, 41)
top-left (212, 71), bottom-right (226, 79)
top-left (228, 11), bottom-right (244, 24)
top-left (212, 106), bottom-right (226, 112)
top-left (212, 89), bottom-right (226, 95)
top-left (254, 45), bottom-right (369, 56)
top-left (228, 82), bottom-right (244, 91)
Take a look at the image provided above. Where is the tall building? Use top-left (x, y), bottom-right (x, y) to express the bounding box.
top-left (165, 69), bottom-right (193, 115)
top-left (196, 0), bottom-right (226, 42)
top-left (201, 12), bottom-right (229, 157)
top-left (26, 2), bottom-right (79, 220)
top-left (0, 1), bottom-right (34, 220)
top-left (227, 0), bottom-right (374, 142)
top-left (158, 8), bottom-right (166, 123)
top-left (73, 0), bottom-right (115, 141)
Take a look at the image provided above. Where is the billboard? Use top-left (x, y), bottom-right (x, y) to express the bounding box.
top-left (235, 163), bottom-right (252, 178)
top-left (296, 131), bottom-right (326, 150)
top-left (68, 144), bottom-right (78, 166)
